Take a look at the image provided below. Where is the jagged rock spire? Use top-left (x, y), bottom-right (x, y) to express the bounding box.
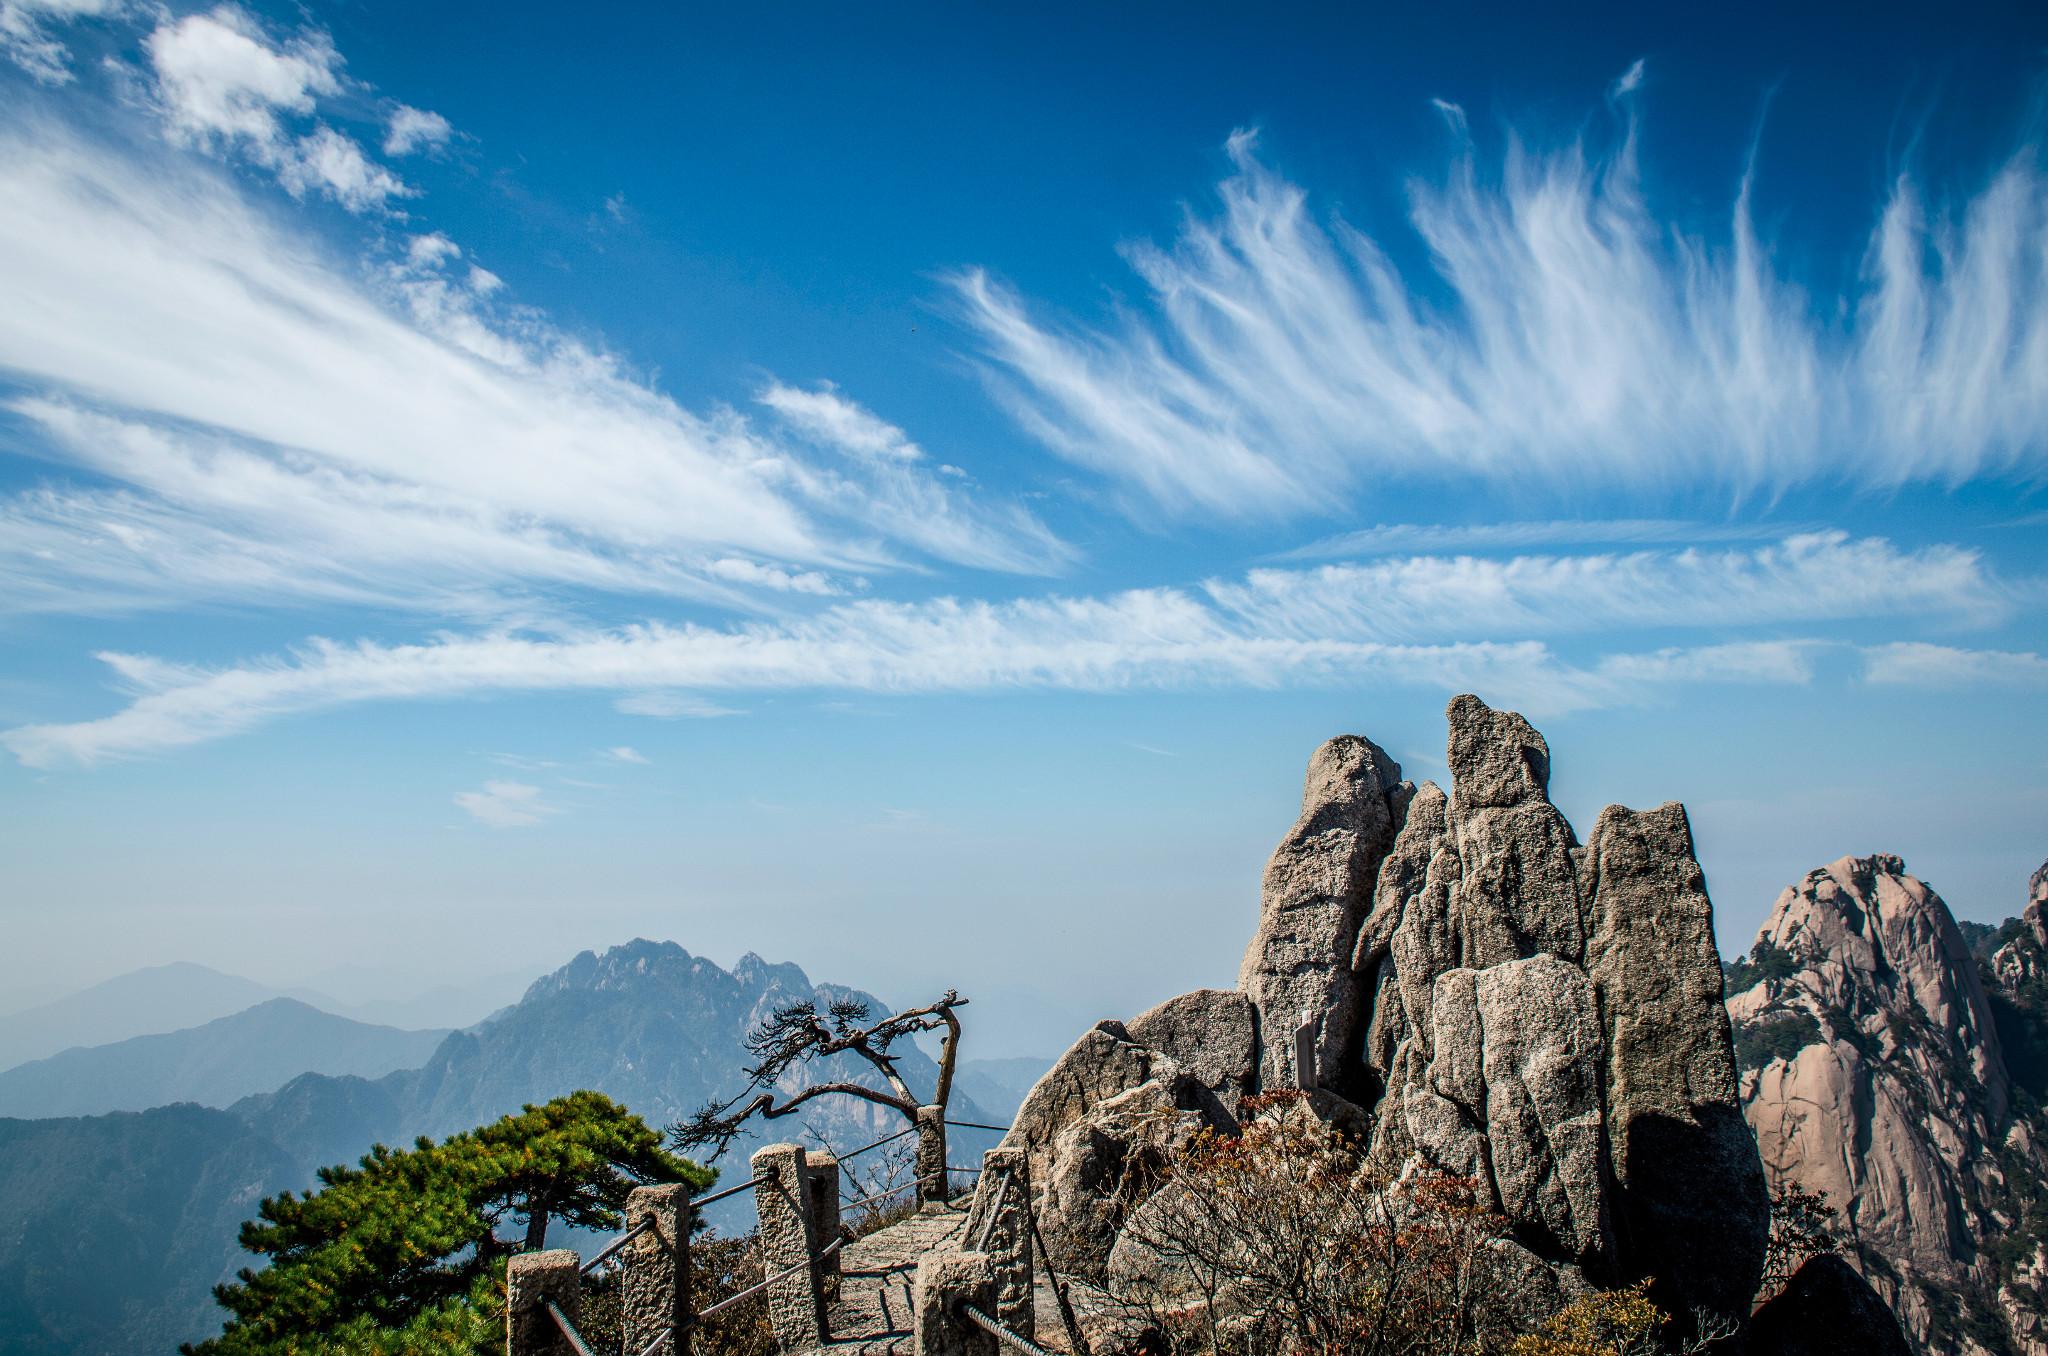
top-left (1009, 694), bottom-right (1772, 1322)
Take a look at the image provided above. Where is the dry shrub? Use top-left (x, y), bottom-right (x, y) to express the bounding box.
top-left (570, 1231), bottom-right (773, 1356)
top-left (1510, 1284), bottom-right (1666, 1356)
top-left (686, 1232), bottom-right (776, 1356)
top-left (1104, 1092), bottom-right (1512, 1355)
top-left (1510, 1281), bottom-right (1736, 1356)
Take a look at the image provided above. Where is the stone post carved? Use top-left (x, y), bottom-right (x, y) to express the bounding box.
top-left (506, 1249), bottom-right (582, 1356)
top-left (960, 1147), bottom-right (1033, 1336)
top-left (622, 1184), bottom-right (692, 1356)
top-left (804, 1149), bottom-right (842, 1300)
top-left (1293, 1009), bottom-right (1319, 1090)
top-left (912, 1248), bottom-right (998, 1356)
top-left (915, 1104), bottom-right (949, 1204)
top-left (751, 1143), bottom-right (827, 1350)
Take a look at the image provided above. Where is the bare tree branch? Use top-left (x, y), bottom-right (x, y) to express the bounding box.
top-left (668, 990), bottom-right (969, 1162)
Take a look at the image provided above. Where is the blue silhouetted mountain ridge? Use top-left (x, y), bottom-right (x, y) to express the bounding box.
top-left (0, 999), bottom-right (448, 1118)
top-left (0, 940), bottom-right (1003, 1356)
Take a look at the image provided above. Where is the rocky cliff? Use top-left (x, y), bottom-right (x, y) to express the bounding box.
top-left (1005, 695), bottom-right (1857, 1340)
top-left (1731, 855), bottom-right (2048, 1355)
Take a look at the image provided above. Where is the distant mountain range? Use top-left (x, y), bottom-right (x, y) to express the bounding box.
top-left (0, 999), bottom-right (448, 1118)
top-left (0, 961), bottom-right (530, 1073)
top-left (0, 941), bottom-right (1014, 1356)
top-left (0, 962), bottom-right (307, 1072)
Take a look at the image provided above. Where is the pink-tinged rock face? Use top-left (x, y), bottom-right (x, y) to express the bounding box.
top-left (1731, 852), bottom-right (2043, 1351)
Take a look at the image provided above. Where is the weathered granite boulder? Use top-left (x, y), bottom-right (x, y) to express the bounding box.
top-left (1035, 1077), bottom-right (1223, 1279)
top-left (1420, 957), bottom-right (1611, 1262)
top-left (1238, 733), bottom-right (1411, 1094)
top-left (1000, 993), bottom-right (1257, 1282)
top-left (1007, 695), bottom-right (1773, 1330)
top-left (1004, 1023), bottom-right (1158, 1185)
top-left (1356, 697), bottom-right (1765, 1320)
top-left (1746, 1254), bottom-right (1912, 1356)
top-left (1124, 988), bottom-right (1257, 1115)
top-left (1582, 802), bottom-right (1767, 1317)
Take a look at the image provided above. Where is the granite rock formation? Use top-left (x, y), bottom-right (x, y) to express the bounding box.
top-left (1992, 861), bottom-right (2048, 990)
top-left (1006, 695), bottom-right (1776, 1327)
top-left (1732, 854), bottom-right (2048, 1355)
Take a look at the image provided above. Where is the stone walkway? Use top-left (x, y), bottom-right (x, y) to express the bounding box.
top-left (797, 1200), bottom-right (1087, 1354)
top-left (816, 1201), bottom-right (970, 1352)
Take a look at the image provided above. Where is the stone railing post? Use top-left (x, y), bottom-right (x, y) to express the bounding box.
top-left (805, 1149), bottom-right (842, 1300)
top-left (507, 1249), bottom-right (582, 1356)
top-left (960, 1147), bottom-right (1033, 1337)
top-left (751, 1142), bottom-right (827, 1350)
top-left (622, 1184), bottom-right (693, 1356)
top-left (915, 1104), bottom-right (949, 1205)
top-left (913, 1248), bottom-right (997, 1356)
top-left (1293, 1009), bottom-right (1319, 1090)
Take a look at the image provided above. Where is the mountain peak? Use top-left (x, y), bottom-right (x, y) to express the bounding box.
top-left (1733, 852), bottom-right (2040, 1348)
top-left (519, 939), bottom-right (703, 1002)
top-left (732, 952), bottom-right (813, 996)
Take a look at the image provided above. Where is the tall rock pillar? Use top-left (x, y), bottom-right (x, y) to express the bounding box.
top-left (1239, 734), bottom-right (1410, 1096)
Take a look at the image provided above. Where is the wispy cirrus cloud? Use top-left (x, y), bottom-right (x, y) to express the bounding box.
top-left (1277, 518), bottom-right (1806, 560)
top-left (0, 113), bottom-right (1068, 617)
top-left (0, 624), bottom-right (1794, 770)
top-left (1861, 642), bottom-right (2048, 687)
top-left (1208, 533), bottom-right (2011, 640)
top-left (953, 103), bottom-right (2048, 520)
top-left (0, 0), bottom-right (119, 84)
top-left (2, 532), bottom-right (2005, 768)
top-left (757, 381), bottom-right (1073, 574)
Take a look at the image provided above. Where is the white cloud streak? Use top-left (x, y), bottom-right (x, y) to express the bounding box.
top-left (1208, 533), bottom-right (2010, 641)
top-left (758, 381), bottom-right (1073, 574)
top-left (3, 532), bottom-right (2001, 768)
top-left (1861, 642), bottom-right (2048, 687)
top-left (454, 779), bottom-right (556, 828)
top-left (1278, 517), bottom-right (1807, 560)
top-left (0, 121), bottom-right (1067, 617)
top-left (954, 120), bottom-right (2048, 519)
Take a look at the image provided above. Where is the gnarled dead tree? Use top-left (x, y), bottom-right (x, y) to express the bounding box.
top-left (668, 990), bottom-right (968, 1203)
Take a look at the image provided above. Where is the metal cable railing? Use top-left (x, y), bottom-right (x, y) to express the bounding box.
top-left (677, 1228), bottom-right (852, 1335)
top-left (543, 1299), bottom-right (599, 1356)
top-left (957, 1299), bottom-right (1055, 1356)
top-left (684, 1119), bottom-right (916, 1213)
top-left (577, 1216), bottom-right (655, 1275)
top-left (522, 1118), bottom-right (1010, 1356)
top-left (841, 1177), bottom-right (917, 1213)
top-left (1027, 1191), bottom-right (1091, 1356)
top-left (836, 1122), bottom-right (918, 1163)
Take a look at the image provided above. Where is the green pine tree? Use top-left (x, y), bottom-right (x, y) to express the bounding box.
top-left (185, 1090), bottom-right (712, 1356)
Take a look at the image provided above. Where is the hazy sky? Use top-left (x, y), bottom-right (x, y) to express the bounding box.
top-left (2, 0), bottom-right (2044, 1055)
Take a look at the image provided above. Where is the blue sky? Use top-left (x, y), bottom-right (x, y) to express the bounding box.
top-left (1, 0), bottom-right (2044, 1055)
